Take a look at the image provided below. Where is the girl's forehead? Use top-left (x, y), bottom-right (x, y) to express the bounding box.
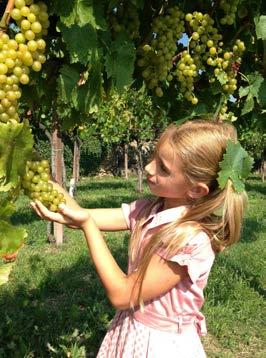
top-left (157, 140), bottom-right (175, 160)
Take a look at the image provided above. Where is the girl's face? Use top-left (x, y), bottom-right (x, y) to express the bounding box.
top-left (145, 141), bottom-right (191, 208)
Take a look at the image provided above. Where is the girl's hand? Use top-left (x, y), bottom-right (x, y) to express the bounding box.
top-left (31, 200), bottom-right (90, 230)
top-left (49, 181), bottom-right (82, 211)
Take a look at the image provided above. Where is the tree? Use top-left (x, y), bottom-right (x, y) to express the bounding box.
top-left (92, 88), bottom-right (169, 190)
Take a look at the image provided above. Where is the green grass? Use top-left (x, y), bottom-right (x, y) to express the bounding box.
top-left (0, 176), bottom-right (265, 357)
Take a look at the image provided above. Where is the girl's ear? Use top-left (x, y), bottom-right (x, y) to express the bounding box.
top-left (187, 183), bottom-right (209, 199)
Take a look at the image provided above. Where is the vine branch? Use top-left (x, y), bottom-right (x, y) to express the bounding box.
top-left (263, 40), bottom-right (266, 77)
top-left (0, 0), bottom-right (15, 30)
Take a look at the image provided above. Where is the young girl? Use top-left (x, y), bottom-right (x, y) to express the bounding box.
top-left (31, 120), bottom-right (248, 357)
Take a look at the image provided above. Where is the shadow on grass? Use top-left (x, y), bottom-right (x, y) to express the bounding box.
top-left (241, 218), bottom-right (265, 243)
top-left (11, 210), bottom-right (39, 226)
top-left (79, 194), bottom-right (145, 209)
top-left (245, 182), bottom-right (266, 195)
top-left (77, 179), bottom-right (137, 192)
top-left (218, 255), bottom-right (266, 299)
top-left (0, 241), bottom-right (128, 358)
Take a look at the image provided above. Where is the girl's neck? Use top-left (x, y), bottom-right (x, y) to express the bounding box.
top-left (162, 198), bottom-right (189, 210)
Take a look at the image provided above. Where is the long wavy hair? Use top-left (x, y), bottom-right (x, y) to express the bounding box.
top-left (129, 120), bottom-right (248, 305)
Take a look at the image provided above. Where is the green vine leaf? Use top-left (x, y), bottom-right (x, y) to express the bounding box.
top-left (73, 51), bottom-right (103, 113)
top-left (0, 122), bottom-right (33, 191)
top-left (242, 93), bottom-right (254, 115)
top-left (215, 70), bottom-right (228, 85)
top-left (57, 64), bottom-right (81, 104)
top-left (0, 219), bottom-right (27, 256)
top-left (0, 195), bottom-right (15, 220)
top-left (60, 0), bottom-right (107, 29)
top-left (239, 86), bottom-right (249, 98)
top-left (254, 15), bottom-right (266, 40)
top-left (239, 72), bottom-right (264, 115)
top-left (104, 33), bottom-right (136, 91)
top-left (258, 79), bottom-right (266, 107)
top-left (58, 23), bottom-right (98, 65)
top-left (248, 72), bottom-right (264, 99)
top-left (217, 140), bottom-right (254, 193)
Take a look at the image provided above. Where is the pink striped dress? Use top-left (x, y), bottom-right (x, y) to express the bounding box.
top-left (97, 199), bottom-right (215, 358)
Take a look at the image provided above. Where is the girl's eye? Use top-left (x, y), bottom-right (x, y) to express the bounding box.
top-left (159, 160), bottom-right (169, 173)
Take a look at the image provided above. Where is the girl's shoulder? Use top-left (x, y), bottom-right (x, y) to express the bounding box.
top-left (158, 231), bottom-right (215, 284)
top-left (121, 198), bottom-right (155, 230)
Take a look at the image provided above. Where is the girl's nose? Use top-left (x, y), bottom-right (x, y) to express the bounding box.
top-left (145, 160), bottom-right (154, 175)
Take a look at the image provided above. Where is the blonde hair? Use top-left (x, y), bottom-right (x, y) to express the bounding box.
top-left (129, 119), bottom-right (248, 304)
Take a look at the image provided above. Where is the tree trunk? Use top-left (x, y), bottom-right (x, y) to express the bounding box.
top-left (62, 145), bottom-right (67, 190)
top-left (135, 147), bottom-right (143, 193)
top-left (51, 113), bottom-right (64, 246)
top-left (124, 143), bottom-right (129, 180)
top-left (261, 155), bottom-right (265, 182)
top-left (38, 122), bottom-right (54, 242)
top-left (69, 138), bottom-right (81, 197)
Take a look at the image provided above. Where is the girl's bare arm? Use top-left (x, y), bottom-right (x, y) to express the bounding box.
top-left (31, 201), bottom-right (187, 310)
top-left (52, 182), bottom-right (128, 231)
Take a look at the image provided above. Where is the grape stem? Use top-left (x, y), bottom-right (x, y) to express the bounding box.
top-left (213, 94), bottom-right (227, 121)
top-left (238, 71), bottom-right (250, 84)
top-left (172, 52), bottom-right (182, 65)
top-left (0, 0), bottom-right (15, 30)
top-left (187, 37), bottom-right (192, 55)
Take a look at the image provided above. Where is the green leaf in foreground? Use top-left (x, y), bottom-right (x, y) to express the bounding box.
top-left (217, 140), bottom-right (254, 193)
top-left (0, 220), bottom-right (27, 256)
top-left (0, 263), bottom-right (14, 286)
top-left (0, 196), bottom-right (15, 220)
top-left (0, 121), bottom-right (34, 191)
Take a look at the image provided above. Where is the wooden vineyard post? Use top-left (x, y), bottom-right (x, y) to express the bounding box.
top-left (135, 146), bottom-right (143, 193)
top-left (69, 137), bottom-right (81, 197)
top-left (124, 143), bottom-right (129, 180)
top-left (52, 113), bottom-right (64, 245)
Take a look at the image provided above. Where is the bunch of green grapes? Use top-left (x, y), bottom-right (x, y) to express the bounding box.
top-left (0, 0), bottom-right (48, 124)
top-left (219, 0), bottom-right (240, 25)
top-left (209, 39), bottom-right (245, 95)
top-left (174, 51), bottom-right (198, 104)
top-left (109, 3), bottom-right (140, 39)
top-left (22, 159), bottom-right (66, 212)
top-left (137, 6), bottom-right (185, 97)
top-left (11, 0), bottom-right (49, 70)
top-left (185, 12), bottom-right (223, 69)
